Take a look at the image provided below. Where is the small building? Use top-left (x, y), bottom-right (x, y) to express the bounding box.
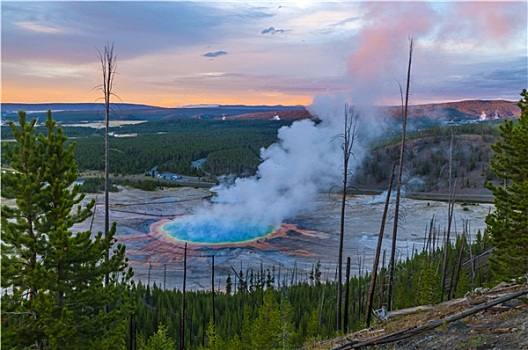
top-left (158, 172), bottom-right (180, 181)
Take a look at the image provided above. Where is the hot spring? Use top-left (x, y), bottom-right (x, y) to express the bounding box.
top-left (157, 217), bottom-right (276, 245)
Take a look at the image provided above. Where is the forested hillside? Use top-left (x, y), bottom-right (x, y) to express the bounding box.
top-left (2, 114), bottom-right (505, 191)
top-left (353, 122), bottom-right (502, 193)
top-left (2, 99), bottom-right (518, 123)
top-left (2, 119), bottom-right (292, 178)
top-left (1, 103), bottom-right (308, 123)
top-left (386, 99), bottom-right (520, 120)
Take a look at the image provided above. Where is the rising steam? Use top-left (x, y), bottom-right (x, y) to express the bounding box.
top-left (184, 100), bottom-right (385, 231)
top-left (166, 1), bottom-right (523, 238)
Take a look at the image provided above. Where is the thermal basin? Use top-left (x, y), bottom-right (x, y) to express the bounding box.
top-left (157, 216), bottom-right (276, 245)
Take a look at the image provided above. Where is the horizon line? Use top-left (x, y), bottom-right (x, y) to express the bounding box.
top-left (1, 98), bottom-right (520, 110)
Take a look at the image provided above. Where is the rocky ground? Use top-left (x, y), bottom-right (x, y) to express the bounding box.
top-left (313, 282), bottom-right (528, 350)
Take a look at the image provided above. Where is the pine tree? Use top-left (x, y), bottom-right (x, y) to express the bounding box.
top-left (455, 268), bottom-right (472, 298)
top-left (239, 304), bottom-right (252, 349)
top-left (415, 255), bottom-right (441, 305)
top-left (137, 323), bottom-right (176, 350)
top-left (251, 291), bottom-right (281, 349)
top-left (1, 111), bottom-right (48, 348)
top-left (279, 295), bottom-right (297, 349)
top-left (1, 111), bottom-right (134, 349)
top-left (485, 89), bottom-right (528, 281)
top-left (225, 333), bottom-right (242, 350)
top-left (200, 318), bottom-right (225, 350)
top-left (305, 309), bottom-right (320, 342)
top-left (226, 274), bottom-right (232, 295)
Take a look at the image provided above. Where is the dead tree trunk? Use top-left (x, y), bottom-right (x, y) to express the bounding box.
top-left (336, 105), bottom-right (359, 331)
top-left (211, 255), bottom-right (215, 330)
top-left (387, 38), bottom-right (413, 311)
top-left (450, 233), bottom-right (466, 299)
top-left (344, 257), bottom-right (351, 333)
top-left (366, 161), bottom-right (396, 326)
top-left (97, 43), bottom-right (117, 288)
top-left (378, 250), bottom-right (386, 310)
top-left (441, 131), bottom-right (456, 302)
top-left (180, 243), bottom-right (187, 350)
top-left (163, 264), bottom-right (167, 289)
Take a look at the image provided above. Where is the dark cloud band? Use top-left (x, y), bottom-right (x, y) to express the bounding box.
top-left (261, 27), bottom-right (285, 35)
top-left (203, 51), bottom-right (228, 58)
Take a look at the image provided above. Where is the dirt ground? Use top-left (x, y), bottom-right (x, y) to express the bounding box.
top-left (317, 282), bottom-right (528, 350)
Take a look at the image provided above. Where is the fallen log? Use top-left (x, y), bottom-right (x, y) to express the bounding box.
top-left (332, 287), bottom-right (528, 350)
top-left (386, 305), bottom-right (435, 318)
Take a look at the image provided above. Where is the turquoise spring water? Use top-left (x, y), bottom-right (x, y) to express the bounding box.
top-left (162, 217), bottom-right (275, 245)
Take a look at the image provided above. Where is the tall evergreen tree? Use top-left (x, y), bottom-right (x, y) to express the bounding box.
top-left (137, 323), bottom-right (177, 350)
top-left (415, 255), bottom-right (441, 305)
top-left (250, 291), bottom-right (281, 349)
top-left (1, 111), bottom-right (47, 347)
top-left (485, 89), bottom-right (528, 281)
top-left (239, 305), bottom-right (252, 349)
top-left (200, 318), bottom-right (225, 350)
top-left (1, 111), bottom-right (134, 349)
top-left (279, 295), bottom-right (297, 349)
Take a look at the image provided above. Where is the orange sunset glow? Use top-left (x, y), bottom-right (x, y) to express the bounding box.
top-left (2, 2), bottom-right (526, 107)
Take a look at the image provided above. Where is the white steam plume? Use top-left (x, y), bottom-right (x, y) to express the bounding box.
top-left (189, 101), bottom-right (385, 227)
top-left (183, 2), bottom-right (447, 228)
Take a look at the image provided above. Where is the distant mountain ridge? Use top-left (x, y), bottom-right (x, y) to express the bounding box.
top-left (1, 102), bottom-right (158, 113)
top-left (209, 109), bottom-right (312, 121)
top-left (387, 99), bottom-right (520, 121)
top-left (1, 100), bottom-right (521, 123)
top-left (1, 103), bottom-right (306, 123)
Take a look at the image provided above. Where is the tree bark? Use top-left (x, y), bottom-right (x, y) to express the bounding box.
top-left (366, 161), bottom-right (396, 326)
top-left (343, 257), bottom-right (351, 333)
top-left (337, 105), bottom-right (358, 331)
top-left (98, 43), bottom-right (116, 288)
top-left (441, 131), bottom-right (456, 302)
top-left (388, 38), bottom-right (413, 311)
top-left (180, 243), bottom-right (187, 350)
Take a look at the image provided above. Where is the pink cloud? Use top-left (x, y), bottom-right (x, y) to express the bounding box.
top-left (347, 2), bottom-right (435, 81)
top-left (447, 2), bottom-right (526, 44)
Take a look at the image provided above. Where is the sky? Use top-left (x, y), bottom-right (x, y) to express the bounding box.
top-left (2, 1), bottom-right (527, 107)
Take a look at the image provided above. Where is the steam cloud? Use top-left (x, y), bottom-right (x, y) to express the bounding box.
top-left (186, 97), bottom-right (386, 230)
top-left (175, 1), bottom-right (524, 232)
top-left (181, 4), bottom-right (421, 229)
top-left (194, 116), bottom-right (351, 226)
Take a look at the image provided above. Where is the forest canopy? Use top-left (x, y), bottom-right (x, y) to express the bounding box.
top-left (2, 119), bottom-right (291, 177)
